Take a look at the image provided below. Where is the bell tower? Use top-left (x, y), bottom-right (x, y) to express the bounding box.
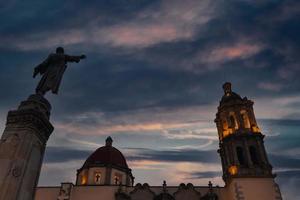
top-left (215, 82), bottom-right (282, 200)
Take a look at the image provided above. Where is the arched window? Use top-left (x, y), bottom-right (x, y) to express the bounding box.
top-left (230, 116), bottom-right (235, 128)
top-left (222, 118), bottom-right (228, 129)
top-left (249, 146), bottom-right (259, 165)
top-left (236, 147), bottom-right (246, 165)
top-left (240, 110), bottom-right (250, 128)
top-left (229, 113), bottom-right (238, 130)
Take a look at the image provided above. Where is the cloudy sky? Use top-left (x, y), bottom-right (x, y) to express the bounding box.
top-left (0, 0), bottom-right (299, 199)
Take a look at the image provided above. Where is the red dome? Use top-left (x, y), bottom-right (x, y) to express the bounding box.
top-left (81, 137), bottom-right (129, 170)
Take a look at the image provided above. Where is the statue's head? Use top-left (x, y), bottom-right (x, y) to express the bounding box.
top-left (56, 47), bottom-right (64, 54)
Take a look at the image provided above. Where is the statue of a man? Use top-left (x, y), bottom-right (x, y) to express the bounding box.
top-left (33, 47), bottom-right (86, 96)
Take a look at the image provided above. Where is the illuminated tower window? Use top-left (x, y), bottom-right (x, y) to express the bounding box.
top-left (241, 110), bottom-right (250, 128)
top-left (114, 174), bottom-right (122, 185)
top-left (94, 172), bottom-right (101, 184)
top-left (229, 114), bottom-right (238, 130)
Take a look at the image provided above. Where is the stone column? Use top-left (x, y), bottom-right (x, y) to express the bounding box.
top-left (105, 166), bottom-right (112, 185)
top-left (243, 139), bottom-right (253, 167)
top-left (0, 94), bottom-right (54, 200)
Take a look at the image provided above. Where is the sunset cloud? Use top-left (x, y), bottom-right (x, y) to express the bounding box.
top-left (55, 121), bottom-right (194, 135)
top-left (1, 0), bottom-right (216, 50)
top-left (96, 0), bottom-right (216, 48)
top-left (202, 43), bottom-right (264, 64)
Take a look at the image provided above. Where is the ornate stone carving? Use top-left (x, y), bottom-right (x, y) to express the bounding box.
top-left (130, 183), bottom-right (155, 200)
top-left (201, 182), bottom-right (218, 200)
top-left (11, 165), bottom-right (22, 178)
top-left (233, 182), bottom-right (243, 200)
top-left (57, 183), bottom-right (73, 200)
top-left (173, 183), bottom-right (201, 200)
top-left (154, 181), bottom-right (175, 200)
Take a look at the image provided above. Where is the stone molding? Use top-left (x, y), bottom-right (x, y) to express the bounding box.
top-left (173, 183), bottom-right (201, 199)
top-left (6, 109), bottom-right (53, 144)
top-left (130, 183), bottom-right (156, 200)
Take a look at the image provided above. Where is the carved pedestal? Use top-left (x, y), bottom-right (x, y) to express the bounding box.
top-left (0, 94), bottom-right (54, 200)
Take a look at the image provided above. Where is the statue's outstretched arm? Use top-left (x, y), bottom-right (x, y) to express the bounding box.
top-left (65, 55), bottom-right (86, 63)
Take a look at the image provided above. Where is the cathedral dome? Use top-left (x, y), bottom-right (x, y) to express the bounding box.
top-left (76, 137), bottom-right (134, 186)
top-left (81, 136), bottom-right (129, 170)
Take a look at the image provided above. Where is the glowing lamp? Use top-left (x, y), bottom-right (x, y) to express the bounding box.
top-left (81, 175), bottom-right (87, 185)
top-left (252, 126), bottom-right (260, 133)
top-left (228, 165), bottom-right (238, 175)
top-left (223, 130), bottom-right (229, 138)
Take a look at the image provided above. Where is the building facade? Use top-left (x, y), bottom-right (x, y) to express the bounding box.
top-left (35, 83), bottom-right (282, 200)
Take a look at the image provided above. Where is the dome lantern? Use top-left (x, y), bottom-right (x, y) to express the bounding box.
top-left (223, 82), bottom-right (232, 95)
top-left (106, 136), bottom-right (113, 147)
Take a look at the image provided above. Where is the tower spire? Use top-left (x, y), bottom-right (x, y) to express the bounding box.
top-left (215, 83), bottom-right (273, 182)
top-left (222, 82), bottom-right (232, 95)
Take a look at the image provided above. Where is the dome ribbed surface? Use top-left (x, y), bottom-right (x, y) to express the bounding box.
top-left (82, 145), bottom-right (128, 169)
